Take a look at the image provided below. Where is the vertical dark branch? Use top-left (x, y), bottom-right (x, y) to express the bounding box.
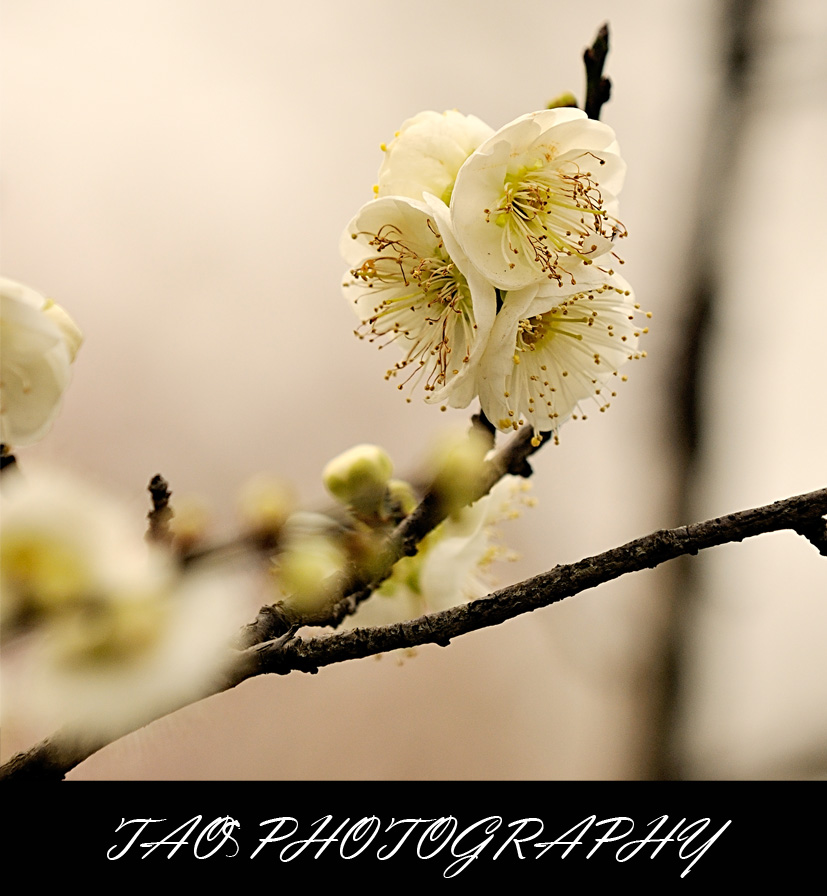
top-left (647, 0), bottom-right (761, 780)
top-left (583, 24), bottom-right (612, 120)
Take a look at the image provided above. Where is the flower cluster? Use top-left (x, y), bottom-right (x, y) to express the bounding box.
top-left (341, 108), bottom-right (647, 438)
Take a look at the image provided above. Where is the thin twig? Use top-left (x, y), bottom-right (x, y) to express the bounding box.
top-left (583, 23), bottom-right (612, 120)
top-left (146, 473), bottom-right (173, 545)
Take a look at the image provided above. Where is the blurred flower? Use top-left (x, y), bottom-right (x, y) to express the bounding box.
top-left (342, 195), bottom-right (496, 404)
top-left (1, 468), bottom-right (237, 736)
top-left (12, 567), bottom-right (238, 738)
top-left (167, 494), bottom-right (213, 553)
top-left (348, 475), bottom-right (532, 627)
top-left (272, 529), bottom-right (348, 617)
top-left (377, 109), bottom-right (494, 204)
top-left (475, 271), bottom-right (645, 434)
top-left (450, 108), bottom-right (626, 290)
top-left (0, 277), bottom-right (82, 448)
top-left (1, 468), bottom-right (153, 626)
top-left (236, 474), bottom-right (294, 540)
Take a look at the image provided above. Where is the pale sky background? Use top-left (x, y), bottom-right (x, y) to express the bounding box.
top-left (1, 0), bottom-right (825, 778)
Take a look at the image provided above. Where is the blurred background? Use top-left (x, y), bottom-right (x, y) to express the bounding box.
top-left (1, 0), bottom-right (825, 779)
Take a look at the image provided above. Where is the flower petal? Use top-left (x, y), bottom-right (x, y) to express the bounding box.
top-left (377, 109), bottom-right (495, 204)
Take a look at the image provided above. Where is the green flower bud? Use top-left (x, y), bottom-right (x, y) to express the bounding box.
top-left (322, 444), bottom-right (393, 515)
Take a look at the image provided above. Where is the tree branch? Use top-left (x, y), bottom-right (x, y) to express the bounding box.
top-left (238, 486), bottom-right (827, 678)
top-left (3, 485), bottom-right (823, 781)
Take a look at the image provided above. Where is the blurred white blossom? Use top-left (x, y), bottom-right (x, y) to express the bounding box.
top-left (1, 468), bottom-right (238, 737)
top-left (0, 277), bottom-right (82, 448)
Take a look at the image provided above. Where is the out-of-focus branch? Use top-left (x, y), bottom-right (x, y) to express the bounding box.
top-left (0, 444), bottom-right (17, 474)
top-left (650, 0), bottom-right (762, 781)
top-left (3, 485), bottom-right (823, 781)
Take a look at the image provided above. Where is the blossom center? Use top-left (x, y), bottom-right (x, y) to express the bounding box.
top-left (516, 306), bottom-right (589, 354)
top-left (490, 153), bottom-right (621, 283)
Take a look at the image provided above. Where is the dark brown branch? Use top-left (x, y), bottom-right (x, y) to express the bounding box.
top-left (4, 485), bottom-right (822, 781)
top-left (583, 23), bottom-right (612, 120)
top-left (0, 730), bottom-right (108, 782)
top-left (795, 518), bottom-right (827, 556)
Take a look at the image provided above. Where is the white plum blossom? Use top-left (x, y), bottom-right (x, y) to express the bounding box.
top-left (473, 270), bottom-right (646, 434)
top-left (0, 277), bottom-right (82, 448)
top-left (377, 109), bottom-right (494, 204)
top-left (342, 194), bottom-right (496, 404)
top-left (450, 108), bottom-right (627, 290)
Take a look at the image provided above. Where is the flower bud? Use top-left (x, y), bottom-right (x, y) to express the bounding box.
top-left (546, 91), bottom-right (578, 109)
top-left (322, 443), bottom-right (393, 516)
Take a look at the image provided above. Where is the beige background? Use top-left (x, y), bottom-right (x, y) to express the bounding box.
top-left (1, 0), bottom-right (825, 778)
